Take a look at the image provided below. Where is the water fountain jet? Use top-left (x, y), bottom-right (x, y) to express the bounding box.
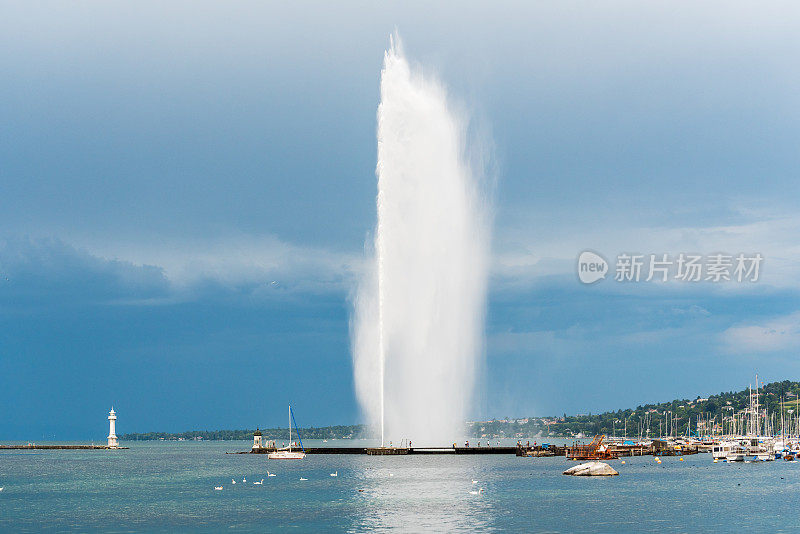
top-left (352, 34), bottom-right (491, 447)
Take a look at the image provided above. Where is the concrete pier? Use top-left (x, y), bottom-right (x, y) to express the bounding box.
top-left (247, 445), bottom-right (522, 455)
top-left (366, 447), bottom-right (409, 455)
top-left (0, 444), bottom-right (128, 450)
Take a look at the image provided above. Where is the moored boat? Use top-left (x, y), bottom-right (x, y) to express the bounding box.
top-left (712, 441), bottom-right (736, 461)
top-left (268, 405), bottom-right (306, 460)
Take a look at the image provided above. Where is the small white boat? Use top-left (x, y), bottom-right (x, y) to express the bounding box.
top-left (269, 450), bottom-right (306, 460)
top-left (725, 440), bottom-right (749, 462)
top-left (725, 438), bottom-right (775, 462)
top-left (268, 405), bottom-right (306, 460)
top-left (214, 486), bottom-right (223, 491)
top-left (712, 441), bottom-right (736, 461)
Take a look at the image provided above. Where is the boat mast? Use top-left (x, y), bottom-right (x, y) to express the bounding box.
top-left (289, 405), bottom-right (292, 452)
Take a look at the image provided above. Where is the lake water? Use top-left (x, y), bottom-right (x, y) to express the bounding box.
top-left (2, 440), bottom-right (800, 532)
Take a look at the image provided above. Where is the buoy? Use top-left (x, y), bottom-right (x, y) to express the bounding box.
top-left (679, 458), bottom-right (684, 461)
top-left (621, 461), bottom-right (626, 465)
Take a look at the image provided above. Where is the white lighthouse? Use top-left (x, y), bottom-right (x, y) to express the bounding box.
top-left (107, 407), bottom-right (119, 448)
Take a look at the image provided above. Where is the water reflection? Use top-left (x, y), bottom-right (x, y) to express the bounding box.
top-left (347, 456), bottom-right (498, 532)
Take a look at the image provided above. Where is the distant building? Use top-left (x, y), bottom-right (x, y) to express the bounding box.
top-left (107, 408), bottom-right (119, 449)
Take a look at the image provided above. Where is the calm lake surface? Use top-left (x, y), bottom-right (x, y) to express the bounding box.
top-left (2, 440), bottom-right (799, 532)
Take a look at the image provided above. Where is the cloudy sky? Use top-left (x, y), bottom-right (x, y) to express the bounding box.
top-left (2, 1), bottom-right (799, 438)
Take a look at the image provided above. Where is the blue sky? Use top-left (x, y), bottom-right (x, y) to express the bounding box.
top-left (2, 1), bottom-right (800, 439)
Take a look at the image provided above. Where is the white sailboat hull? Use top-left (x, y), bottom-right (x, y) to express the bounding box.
top-left (268, 450), bottom-right (306, 460)
top-left (268, 404), bottom-right (306, 459)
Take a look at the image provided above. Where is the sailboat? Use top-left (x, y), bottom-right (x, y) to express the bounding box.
top-left (268, 405), bottom-right (306, 460)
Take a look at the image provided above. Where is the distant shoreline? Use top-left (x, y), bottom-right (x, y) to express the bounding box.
top-left (120, 425), bottom-right (367, 442)
top-left (121, 379), bottom-right (800, 442)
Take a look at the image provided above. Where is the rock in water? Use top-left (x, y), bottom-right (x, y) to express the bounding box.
top-left (563, 462), bottom-right (619, 476)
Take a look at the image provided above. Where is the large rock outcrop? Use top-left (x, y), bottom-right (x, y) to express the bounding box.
top-left (563, 461), bottom-right (619, 476)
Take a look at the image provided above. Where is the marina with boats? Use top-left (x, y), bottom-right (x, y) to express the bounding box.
top-left (241, 375), bottom-right (800, 464)
top-left (546, 374), bottom-right (800, 463)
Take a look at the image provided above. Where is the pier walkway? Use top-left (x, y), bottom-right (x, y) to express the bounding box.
top-left (0, 444), bottom-right (128, 450)
top-left (245, 446), bottom-right (523, 455)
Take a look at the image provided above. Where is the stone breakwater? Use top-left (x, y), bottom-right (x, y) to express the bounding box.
top-left (0, 444), bottom-right (128, 450)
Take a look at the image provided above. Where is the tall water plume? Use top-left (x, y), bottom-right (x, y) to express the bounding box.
top-left (352, 35), bottom-right (491, 446)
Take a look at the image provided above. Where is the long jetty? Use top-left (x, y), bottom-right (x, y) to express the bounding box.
top-left (241, 440), bottom-right (702, 457)
top-left (243, 445), bottom-right (530, 455)
top-left (0, 444), bottom-right (128, 450)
